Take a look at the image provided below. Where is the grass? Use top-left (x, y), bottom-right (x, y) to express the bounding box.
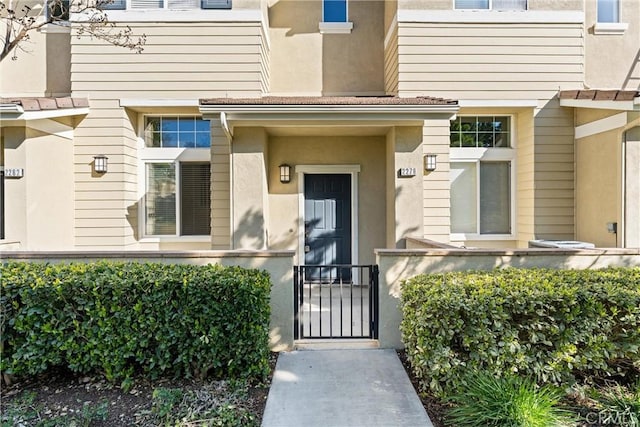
top-left (444, 373), bottom-right (575, 427)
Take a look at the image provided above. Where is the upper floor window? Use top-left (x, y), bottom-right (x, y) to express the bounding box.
top-left (597, 0), bottom-right (619, 23)
top-left (100, 0), bottom-right (231, 10)
top-left (323, 0), bottom-right (347, 22)
top-left (144, 116), bottom-right (211, 148)
top-left (319, 0), bottom-right (353, 33)
top-left (454, 0), bottom-right (527, 10)
top-left (450, 116), bottom-right (511, 148)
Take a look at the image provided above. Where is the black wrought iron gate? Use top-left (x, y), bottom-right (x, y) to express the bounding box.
top-left (293, 265), bottom-right (379, 340)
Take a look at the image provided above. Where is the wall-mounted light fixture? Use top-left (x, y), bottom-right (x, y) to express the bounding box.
top-left (279, 164), bottom-right (291, 183)
top-left (424, 154), bottom-right (437, 172)
top-left (93, 155), bottom-right (108, 174)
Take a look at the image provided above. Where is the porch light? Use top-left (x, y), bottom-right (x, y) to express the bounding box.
top-left (424, 154), bottom-right (437, 172)
top-left (93, 155), bottom-right (108, 174)
top-left (279, 164), bottom-right (291, 183)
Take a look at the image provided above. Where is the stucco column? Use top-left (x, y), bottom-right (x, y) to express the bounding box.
top-left (625, 126), bottom-right (640, 248)
top-left (386, 126), bottom-right (424, 248)
top-left (231, 127), bottom-right (269, 250)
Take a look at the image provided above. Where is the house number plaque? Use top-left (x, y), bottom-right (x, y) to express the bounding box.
top-left (4, 168), bottom-right (25, 178)
top-left (398, 167), bottom-right (417, 178)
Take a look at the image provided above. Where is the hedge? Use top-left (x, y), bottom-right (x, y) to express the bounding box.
top-left (0, 261), bottom-right (272, 386)
top-left (400, 268), bottom-right (640, 396)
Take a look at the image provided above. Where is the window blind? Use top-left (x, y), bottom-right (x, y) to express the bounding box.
top-left (181, 163), bottom-right (211, 236)
top-left (146, 164), bottom-right (176, 235)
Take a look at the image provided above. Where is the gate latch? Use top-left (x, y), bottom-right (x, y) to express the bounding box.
top-left (304, 245), bottom-right (310, 253)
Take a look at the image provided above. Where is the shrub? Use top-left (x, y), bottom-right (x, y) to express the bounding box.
top-left (445, 372), bottom-right (575, 427)
top-left (400, 268), bottom-right (640, 396)
top-left (0, 261), bottom-right (272, 385)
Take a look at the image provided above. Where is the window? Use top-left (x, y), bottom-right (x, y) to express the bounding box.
top-left (104, 0), bottom-right (231, 10)
top-left (144, 116), bottom-right (210, 148)
top-left (141, 115), bottom-right (211, 237)
top-left (451, 162), bottom-right (511, 234)
top-left (597, 0), bottom-right (619, 23)
top-left (455, 0), bottom-right (527, 10)
top-left (323, 0), bottom-right (347, 22)
top-left (145, 163), bottom-right (211, 236)
top-left (450, 116), bottom-right (514, 237)
top-left (450, 116), bottom-right (510, 148)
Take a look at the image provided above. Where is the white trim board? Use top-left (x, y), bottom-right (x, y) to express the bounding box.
top-left (575, 112), bottom-right (628, 139)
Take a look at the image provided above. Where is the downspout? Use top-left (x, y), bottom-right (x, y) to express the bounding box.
top-left (220, 112), bottom-right (233, 142)
top-left (220, 112), bottom-right (234, 249)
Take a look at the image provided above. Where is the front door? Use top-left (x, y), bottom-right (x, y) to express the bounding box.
top-left (304, 174), bottom-right (351, 279)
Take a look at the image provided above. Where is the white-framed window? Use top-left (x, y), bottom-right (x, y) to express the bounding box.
top-left (454, 0), bottom-right (527, 10)
top-left (450, 115), bottom-right (515, 238)
top-left (101, 0), bottom-right (230, 10)
top-left (139, 115), bottom-right (211, 238)
top-left (597, 0), bottom-right (619, 23)
top-left (323, 0), bottom-right (347, 22)
top-left (319, 0), bottom-right (353, 33)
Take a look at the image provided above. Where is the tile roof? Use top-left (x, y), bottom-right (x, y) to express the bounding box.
top-left (0, 97), bottom-right (89, 111)
top-left (200, 96), bottom-right (458, 106)
top-left (559, 90), bottom-right (639, 101)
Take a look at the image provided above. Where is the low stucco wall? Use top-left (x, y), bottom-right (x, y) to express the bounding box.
top-left (0, 250), bottom-right (295, 352)
top-left (375, 247), bottom-right (640, 348)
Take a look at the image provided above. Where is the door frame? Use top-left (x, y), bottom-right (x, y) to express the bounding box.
top-left (296, 165), bottom-right (360, 267)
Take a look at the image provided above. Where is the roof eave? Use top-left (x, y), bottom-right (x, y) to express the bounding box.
top-left (559, 98), bottom-right (640, 111)
top-left (0, 107), bottom-right (90, 122)
top-left (200, 103), bottom-right (460, 116)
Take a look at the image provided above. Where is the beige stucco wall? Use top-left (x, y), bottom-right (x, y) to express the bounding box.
top-left (267, 135), bottom-right (387, 265)
top-left (268, 0), bottom-right (385, 95)
top-left (232, 127), bottom-right (269, 249)
top-left (575, 128), bottom-right (621, 247)
top-left (585, 0), bottom-right (640, 90)
top-left (0, 26), bottom-right (70, 97)
top-left (1, 122), bottom-right (74, 250)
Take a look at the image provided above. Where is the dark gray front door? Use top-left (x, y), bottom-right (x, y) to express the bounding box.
top-left (304, 174), bottom-right (352, 273)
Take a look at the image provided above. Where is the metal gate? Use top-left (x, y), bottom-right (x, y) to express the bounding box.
top-left (293, 265), bottom-right (379, 340)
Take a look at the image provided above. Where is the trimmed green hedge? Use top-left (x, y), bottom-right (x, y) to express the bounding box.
top-left (400, 268), bottom-right (640, 396)
top-left (0, 261), bottom-right (272, 385)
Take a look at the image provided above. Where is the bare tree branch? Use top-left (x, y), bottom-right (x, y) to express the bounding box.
top-left (0, 0), bottom-right (145, 62)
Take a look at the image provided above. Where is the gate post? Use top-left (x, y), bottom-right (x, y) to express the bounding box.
top-left (371, 264), bottom-right (379, 339)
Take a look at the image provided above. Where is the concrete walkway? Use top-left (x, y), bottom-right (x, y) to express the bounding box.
top-left (261, 349), bottom-right (434, 427)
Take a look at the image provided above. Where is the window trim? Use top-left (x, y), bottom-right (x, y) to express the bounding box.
top-left (137, 113), bottom-right (211, 240)
top-left (450, 115), bottom-right (517, 241)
